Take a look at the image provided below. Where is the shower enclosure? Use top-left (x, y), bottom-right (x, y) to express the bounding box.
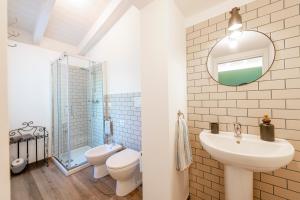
top-left (52, 54), bottom-right (104, 173)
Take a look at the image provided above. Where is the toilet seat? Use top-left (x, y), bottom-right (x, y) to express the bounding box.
top-left (106, 149), bottom-right (140, 170)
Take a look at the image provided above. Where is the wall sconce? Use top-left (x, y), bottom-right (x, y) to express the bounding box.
top-left (228, 7), bottom-right (242, 31)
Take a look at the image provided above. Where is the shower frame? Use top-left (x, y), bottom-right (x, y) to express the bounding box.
top-left (51, 53), bottom-right (105, 175)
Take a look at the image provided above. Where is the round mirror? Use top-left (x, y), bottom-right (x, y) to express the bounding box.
top-left (207, 31), bottom-right (275, 86)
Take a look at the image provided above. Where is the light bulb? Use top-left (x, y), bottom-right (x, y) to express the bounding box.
top-left (229, 30), bottom-right (242, 40)
top-left (228, 23), bottom-right (242, 31)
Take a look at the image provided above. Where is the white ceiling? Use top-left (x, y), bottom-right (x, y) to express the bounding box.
top-left (8, 0), bottom-right (44, 33)
top-left (175, 0), bottom-right (225, 17)
top-left (45, 0), bottom-right (109, 45)
top-left (8, 0), bottom-right (110, 46)
top-left (8, 0), bottom-right (254, 52)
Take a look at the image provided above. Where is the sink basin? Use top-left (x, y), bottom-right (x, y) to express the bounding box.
top-left (200, 130), bottom-right (294, 172)
top-left (199, 130), bottom-right (295, 200)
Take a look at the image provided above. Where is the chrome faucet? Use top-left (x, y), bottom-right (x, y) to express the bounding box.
top-left (233, 122), bottom-right (242, 138)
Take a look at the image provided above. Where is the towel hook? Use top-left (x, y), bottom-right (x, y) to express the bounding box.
top-left (177, 110), bottom-right (184, 119)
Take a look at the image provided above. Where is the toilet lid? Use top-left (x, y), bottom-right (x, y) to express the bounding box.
top-left (85, 144), bottom-right (122, 158)
top-left (106, 149), bottom-right (140, 169)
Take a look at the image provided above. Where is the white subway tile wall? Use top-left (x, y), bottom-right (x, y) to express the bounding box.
top-left (69, 66), bottom-right (89, 149)
top-left (106, 93), bottom-right (141, 151)
top-left (186, 0), bottom-right (300, 199)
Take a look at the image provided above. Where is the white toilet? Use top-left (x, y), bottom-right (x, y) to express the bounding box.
top-left (106, 148), bottom-right (142, 196)
top-left (85, 144), bottom-right (122, 179)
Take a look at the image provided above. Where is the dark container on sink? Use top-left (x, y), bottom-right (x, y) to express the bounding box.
top-left (260, 115), bottom-right (275, 142)
top-left (210, 122), bottom-right (219, 134)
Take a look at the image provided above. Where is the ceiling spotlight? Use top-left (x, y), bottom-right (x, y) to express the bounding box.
top-left (228, 7), bottom-right (242, 31)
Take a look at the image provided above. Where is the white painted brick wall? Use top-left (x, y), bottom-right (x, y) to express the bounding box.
top-left (186, 0), bottom-right (300, 199)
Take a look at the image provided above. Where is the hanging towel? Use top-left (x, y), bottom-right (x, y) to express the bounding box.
top-left (176, 115), bottom-right (192, 171)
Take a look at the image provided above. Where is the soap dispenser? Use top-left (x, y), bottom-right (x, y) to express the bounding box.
top-left (260, 114), bottom-right (275, 142)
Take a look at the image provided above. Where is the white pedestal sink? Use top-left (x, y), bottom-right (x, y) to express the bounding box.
top-left (200, 130), bottom-right (295, 200)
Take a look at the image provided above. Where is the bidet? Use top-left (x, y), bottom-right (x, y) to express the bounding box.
top-left (85, 144), bottom-right (122, 179)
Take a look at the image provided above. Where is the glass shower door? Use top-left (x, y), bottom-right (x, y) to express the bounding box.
top-left (67, 66), bottom-right (90, 168)
top-left (88, 64), bottom-right (105, 148)
top-left (52, 60), bottom-right (71, 168)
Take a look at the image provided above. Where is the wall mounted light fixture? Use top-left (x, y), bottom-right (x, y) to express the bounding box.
top-left (228, 7), bottom-right (242, 31)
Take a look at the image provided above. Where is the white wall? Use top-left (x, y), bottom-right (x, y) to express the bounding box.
top-left (141, 1), bottom-right (171, 198)
top-left (86, 6), bottom-right (141, 94)
top-left (0, 0), bottom-right (11, 199)
top-left (140, 0), bottom-right (188, 199)
top-left (168, 2), bottom-right (189, 199)
top-left (8, 42), bottom-right (60, 163)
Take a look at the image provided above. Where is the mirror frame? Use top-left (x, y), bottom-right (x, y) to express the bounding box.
top-left (206, 30), bottom-right (276, 87)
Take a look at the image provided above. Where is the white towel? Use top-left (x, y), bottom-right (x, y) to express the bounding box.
top-left (176, 115), bottom-right (192, 171)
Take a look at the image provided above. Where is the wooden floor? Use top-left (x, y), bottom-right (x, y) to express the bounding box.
top-left (11, 161), bottom-right (142, 200)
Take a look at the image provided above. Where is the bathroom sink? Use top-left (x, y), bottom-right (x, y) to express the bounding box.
top-left (199, 130), bottom-right (294, 200)
top-left (200, 130), bottom-right (294, 172)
